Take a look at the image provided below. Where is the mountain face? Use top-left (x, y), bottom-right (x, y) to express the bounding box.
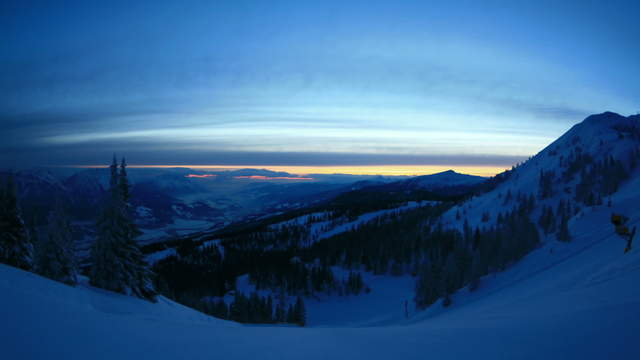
top-left (442, 112), bottom-right (640, 231)
top-left (142, 111), bottom-right (639, 328)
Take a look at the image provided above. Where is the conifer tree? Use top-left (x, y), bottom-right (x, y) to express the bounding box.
top-left (265, 295), bottom-right (274, 322)
top-left (34, 203), bottom-right (78, 285)
top-left (275, 300), bottom-right (286, 323)
top-left (442, 253), bottom-right (459, 306)
top-left (0, 174), bottom-right (33, 270)
top-left (214, 300), bottom-right (228, 319)
top-left (286, 303), bottom-right (295, 324)
top-left (558, 212), bottom-right (571, 242)
top-left (469, 250), bottom-right (484, 291)
top-left (294, 296), bottom-right (306, 326)
top-left (90, 157), bottom-right (157, 301)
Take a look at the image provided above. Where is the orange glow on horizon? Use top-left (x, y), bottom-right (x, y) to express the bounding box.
top-left (234, 175), bottom-right (314, 180)
top-left (185, 174), bottom-right (217, 178)
top-left (68, 164), bottom-right (508, 177)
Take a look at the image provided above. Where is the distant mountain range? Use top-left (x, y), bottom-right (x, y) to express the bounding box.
top-left (0, 166), bottom-right (485, 248)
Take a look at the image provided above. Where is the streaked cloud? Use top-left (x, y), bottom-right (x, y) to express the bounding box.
top-left (1, 1), bottom-right (638, 172)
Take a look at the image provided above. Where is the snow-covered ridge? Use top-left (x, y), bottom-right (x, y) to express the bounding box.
top-left (265, 200), bottom-right (437, 248)
top-left (442, 112), bottom-right (640, 233)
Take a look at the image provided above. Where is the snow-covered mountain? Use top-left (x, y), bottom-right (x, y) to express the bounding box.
top-left (442, 111), bottom-right (640, 232)
top-left (2, 166), bottom-right (639, 358)
top-left (3, 112), bottom-right (639, 359)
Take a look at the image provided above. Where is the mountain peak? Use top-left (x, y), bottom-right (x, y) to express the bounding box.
top-left (557, 111), bottom-right (638, 149)
top-left (582, 111), bottom-right (626, 125)
top-left (406, 169), bottom-right (485, 190)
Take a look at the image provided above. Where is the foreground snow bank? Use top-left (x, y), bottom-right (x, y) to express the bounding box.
top-left (3, 225), bottom-right (640, 360)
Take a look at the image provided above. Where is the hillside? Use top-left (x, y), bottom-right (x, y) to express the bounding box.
top-left (2, 178), bottom-right (639, 359)
top-left (139, 112), bottom-right (640, 325)
top-left (442, 112), bottom-right (640, 231)
top-left (2, 112), bottom-right (640, 359)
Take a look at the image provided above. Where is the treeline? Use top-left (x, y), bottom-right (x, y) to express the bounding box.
top-left (152, 202), bottom-right (459, 319)
top-left (178, 291), bottom-right (307, 326)
top-left (416, 197), bottom-right (539, 308)
top-left (226, 293), bottom-right (306, 326)
top-left (574, 154), bottom-right (630, 206)
top-left (0, 174), bottom-right (78, 285)
top-left (327, 186), bottom-right (463, 221)
top-left (153, 235), bottom-right (370, 305)
top-left (303, 204), bottom-right (451, 274)
top-left (538, 199), bottom-right (572, 242)
top-left (0, 158), bottom-right (157, 302)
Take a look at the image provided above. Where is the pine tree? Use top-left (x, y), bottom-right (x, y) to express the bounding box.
top-left (214, 300), bottom-right (228, 319)
top-left (286, 303), bottom-right (295, 324)
top-left (34, 203), bottom-right (78, 285)
top-left (265, 295), bottom-right (274, 323)
top-left (275, 300), bottom-right (286, 323)
top-left (469, 250), bottom-right (483, 291)
top-left (504, 189), bottom-right (512, 204)
top-left (442, 253), bottom-right (459, 306)
top-left (293, 296), bottom-right (306, 326)
top-left (275, 292), bottom-right (286, 322)
top-left (557, 212), bottom-right (571, 242)
top-left (90, 157), bottom-right (157, 301)
top-left (0, 174), bottom-right (33, 270)
top-left (230, 292), bottom-right (243, 321)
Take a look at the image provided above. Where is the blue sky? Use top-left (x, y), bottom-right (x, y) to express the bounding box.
top-left (1, 0), bottom-right (638, 173)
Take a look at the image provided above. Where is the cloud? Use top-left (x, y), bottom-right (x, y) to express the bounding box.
top-left (0, 139), bottom-right (529, 169)
top-left (2, 0), bottom-right (638, 170)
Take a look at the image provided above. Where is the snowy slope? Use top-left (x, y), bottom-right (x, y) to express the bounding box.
top-left (3, 201), bottom-right (640, 360)
top-left (3, 162), bottom-right (640, 359)
top-left (442, 112), bottom-right (640, 231)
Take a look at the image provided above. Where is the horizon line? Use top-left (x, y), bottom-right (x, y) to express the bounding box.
top-left (59, 164), bottom-right (509, 177)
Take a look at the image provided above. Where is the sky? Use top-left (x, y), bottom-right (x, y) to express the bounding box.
top-left (1, 0), bottom-right (639, 175)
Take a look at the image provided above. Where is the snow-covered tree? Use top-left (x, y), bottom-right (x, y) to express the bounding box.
top-left (90, 157), bottom-right (157, 301)
top-left (34, 203), bottom-right (78, 285)
top-left (0, 174), bottom-right (33, 270)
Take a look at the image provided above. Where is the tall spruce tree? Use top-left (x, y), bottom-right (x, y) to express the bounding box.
top-left (0, 174), bottom-right (33, 270)
top-left (34, 203), bottom-right (78, 285)
top-left (294, 296), bottom-right (306, 326)
top-left (557, 212), bottom-right (571, 242)
top-left (275, 300), bottom-right (286, 323)
top-left (90, 157), bottom-right (157, 301)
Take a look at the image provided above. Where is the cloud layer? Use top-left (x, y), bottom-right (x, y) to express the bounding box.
top-left (1, 1), bottom-right (638, 171)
